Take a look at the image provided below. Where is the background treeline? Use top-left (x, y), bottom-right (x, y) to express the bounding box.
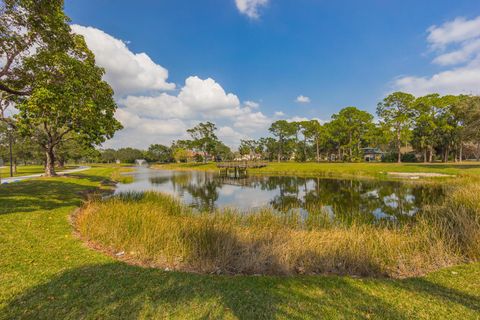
top-left (3, 92), bottom-right (480, 166)
top-left (241, 92), bottom-right (480, 163)
top-left (98, 122), bottom-right (235, 164)
top-left (97, 92), bottom-right (480, 165)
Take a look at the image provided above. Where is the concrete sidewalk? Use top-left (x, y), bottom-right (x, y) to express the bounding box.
top-left (0, 166), bottom-right (91, 184)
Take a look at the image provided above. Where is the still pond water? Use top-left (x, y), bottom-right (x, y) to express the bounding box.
top-left (115, 168), bottom-right (445, 223)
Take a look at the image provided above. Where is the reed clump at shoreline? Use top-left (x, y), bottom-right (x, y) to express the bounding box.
top-left (76, 184), bottom-right (480, 278)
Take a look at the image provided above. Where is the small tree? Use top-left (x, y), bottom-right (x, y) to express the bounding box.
top-left (173, 148), bottom-right (189, 163)
top-left (100, 149), bottom-right (117, 163)
top-left (187, 122), bottom-right (219, 163)
top-left (147, 144), bottom-right (173, 163)
top-left (377, 92), bottom-right (415, 163)
top-left (412, 94), bottom-right (441, 162)
top-left (301, 120), bottom-right (324, 162)
top-left (331, 107), bottom-right (374, 161)
top-left (213, 141), bottom-right (233, 161)
top-left (269, 120), bottom-right (297, 162)
top-left (459, 96), bottom-right (480, 161)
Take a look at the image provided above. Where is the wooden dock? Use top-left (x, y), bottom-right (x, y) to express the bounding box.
top-left (217, 161), bottom-right (267, 178)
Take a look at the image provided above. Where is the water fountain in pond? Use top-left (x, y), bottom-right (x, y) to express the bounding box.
top-left (135, 159), bottom-right (149, 167)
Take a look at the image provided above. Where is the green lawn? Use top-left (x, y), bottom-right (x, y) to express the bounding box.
top-left (157, 161), bottom-right (480, 178)
top-left (0, 165), bottom-right (77, 178)
top-left (0, 166), bottom-right (479, 319)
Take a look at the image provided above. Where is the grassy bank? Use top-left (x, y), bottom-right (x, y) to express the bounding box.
top-left (156, 161), bottom-right (480, 179)
top-left (1, 166), bottom-right (480, 318)
top-left (76, 186), bottom-right (480, 278)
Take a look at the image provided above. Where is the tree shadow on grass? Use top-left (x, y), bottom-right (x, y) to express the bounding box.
top-left (394, 277), bottom-right (480, 313)
top-left (66, 173), bottom-right (113, 184)
top-left (0, 179), bottom-right (99, 215)
top-left (2, 262), bottom-right (414, 320)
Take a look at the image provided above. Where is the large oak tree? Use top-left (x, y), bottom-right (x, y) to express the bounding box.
top-left (14, 35), bottom-right (122, 176)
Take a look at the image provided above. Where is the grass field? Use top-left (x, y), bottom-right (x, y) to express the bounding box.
top-left (156, 161), bottom-right (480, 179)
top-left (1, 165), bottom-right (480, 319)
top-left (0, 164), bottom-right (77, 178)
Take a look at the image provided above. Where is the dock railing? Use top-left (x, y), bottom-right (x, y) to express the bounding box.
top-left (216, 161), bottom-right (268, 169)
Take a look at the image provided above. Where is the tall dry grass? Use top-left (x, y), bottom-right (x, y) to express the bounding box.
top-left (76, 184), bottom-right (480, 278)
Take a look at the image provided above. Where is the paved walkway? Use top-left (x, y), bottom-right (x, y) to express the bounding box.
top-left (0, 166), bottom-right (91, 184)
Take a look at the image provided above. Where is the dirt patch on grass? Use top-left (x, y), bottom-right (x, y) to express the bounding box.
top-left (387, 172), bottom-right (455, 179)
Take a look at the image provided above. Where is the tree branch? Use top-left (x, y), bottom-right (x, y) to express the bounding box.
top-left (0, 82), bottom-right (31, 96)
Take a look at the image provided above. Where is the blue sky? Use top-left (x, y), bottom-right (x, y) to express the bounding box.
top-left (65, 0), bottom-right (480, 148)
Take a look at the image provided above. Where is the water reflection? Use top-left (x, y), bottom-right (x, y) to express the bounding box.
top-left (115, 168), bottom-right (444, 224)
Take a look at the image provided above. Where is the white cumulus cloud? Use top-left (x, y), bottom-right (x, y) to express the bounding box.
top-left (296, 95), bottom-right (311, 103)
top-left (244, 100), bottom-right (260, 108)
top-left (427, 16), bottom-right (480, 48)
top-left (178, 76), bottom-right (240, 111)
top-left (394, 15), bottom-right (480, 96)
top-left (235, 0), bottom-right (269, 19)
top-left (73, 25), bottom-right (280, 149)
top-left (71, 25), bottom-right (175, 96)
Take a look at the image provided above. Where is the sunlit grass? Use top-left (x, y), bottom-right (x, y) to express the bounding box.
top-left (1, 165), bottom-right (480, 318)
top-left (156, 161), bottom-right (480, 179)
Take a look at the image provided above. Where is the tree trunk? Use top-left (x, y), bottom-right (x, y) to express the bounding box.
top-left (45, 146), bottom-right (56, 177)
top-left (397, 129), bottom-right (401, 163)
top-left (278, 139), bottom-right (282, 163)
top-left (459, 143), bottom-right (463, 163)
top-left (477, 142), bottom-right (480, 161)
top-left (303, 136), bottom-right (307, 162)
top-left (428, 146), bottom-right (433, 163)
top-left (423, 149), bottom-right (427, 163)
top-left (397, 138), bottom-right (402, 163)
top-left (316, 139), bottom-right (320, 162)
top-left (58, 158), bottom-right (65, 168)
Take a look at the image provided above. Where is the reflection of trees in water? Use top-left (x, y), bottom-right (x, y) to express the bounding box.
top-left (148, 171), bottom-right (444, 224)
top-left (149, 176), bottom-right (171, 185)
top-left (184, 172), bottom-right (222, 211)
top-left (170, 172), bottom-right (222, 211)
top-left (244, 176), bottom-right (443, 224)
top-left (152, 171), bottom-right (221, 211)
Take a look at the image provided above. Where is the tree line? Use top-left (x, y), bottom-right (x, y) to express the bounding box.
top-left (97, 122), bottom-right (234, 164)
top-left (97, 92), bottom-right (480, 165)
top-left (241, 93), bottom-right (480, 163)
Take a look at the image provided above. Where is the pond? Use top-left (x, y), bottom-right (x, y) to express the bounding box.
top-left (115, 167), bottom-right (445, 224)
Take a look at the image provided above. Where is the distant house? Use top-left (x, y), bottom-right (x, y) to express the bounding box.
top-left (362, 148), bottom-right (384, 162)
top-left (234, 154), bottom-right (261, 161)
